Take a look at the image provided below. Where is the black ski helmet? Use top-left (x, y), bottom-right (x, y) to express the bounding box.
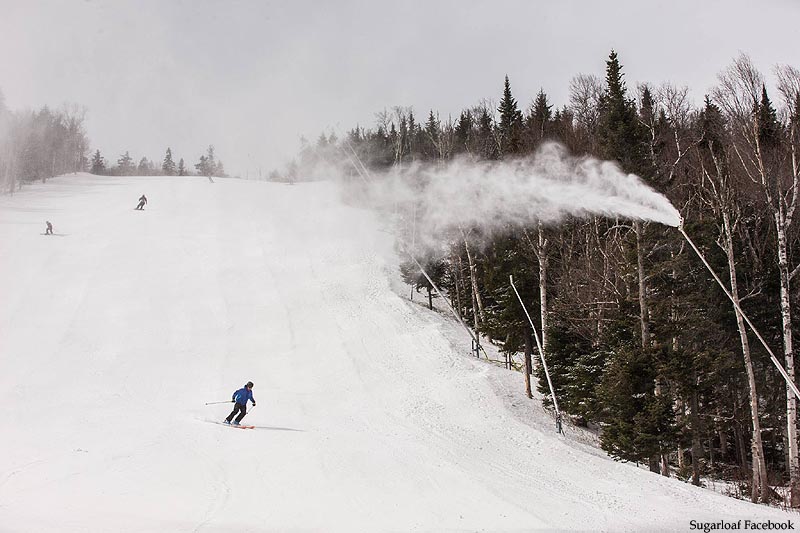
top-left (246, 381), bottom-right (254, 388)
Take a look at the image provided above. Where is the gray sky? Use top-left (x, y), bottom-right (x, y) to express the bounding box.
top-left (2, 0), bottom-right (799, 176)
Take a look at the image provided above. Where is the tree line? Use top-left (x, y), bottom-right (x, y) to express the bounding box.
top-left (0, 89), bottom-right (227, 190)
top-left (291, 51), bottom-right (800, 507)
top-left (89, 145), bottom-right (226, 178)
top-left (0, 91), bottom-right (90, 193)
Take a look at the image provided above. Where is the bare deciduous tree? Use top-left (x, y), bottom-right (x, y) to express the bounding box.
top-left (715, 53), bottom-right (800, 505)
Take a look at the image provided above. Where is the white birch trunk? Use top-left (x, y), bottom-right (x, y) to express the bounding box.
top-left (775, 207), bottom-right (799, 505)
top-left (537, 222), bottom-right (549, 356)
top-left (463, 236), bottom-right (485, 335)
top-left (723, 210), bottom-right (770, 502)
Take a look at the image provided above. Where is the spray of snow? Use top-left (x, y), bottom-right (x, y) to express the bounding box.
top-left (356, 142), bottom-right (680, 247)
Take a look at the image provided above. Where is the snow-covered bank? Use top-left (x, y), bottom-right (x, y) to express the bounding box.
top-left (0, 174), bottom-right (793, 532)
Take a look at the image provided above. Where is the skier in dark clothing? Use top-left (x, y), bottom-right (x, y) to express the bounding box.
top-left (225, 381), bottom-right (255, 425)
top-left (135, 194), bottom-right (147, 210)
top-left (45, 221), bottom-right (53, 235)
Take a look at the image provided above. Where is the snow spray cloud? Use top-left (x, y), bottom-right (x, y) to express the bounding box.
top-left (371, 142), bottom-right (681, 248)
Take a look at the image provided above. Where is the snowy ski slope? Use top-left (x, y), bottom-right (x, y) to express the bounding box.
top-left (0, 174), bottom-right (794, 532)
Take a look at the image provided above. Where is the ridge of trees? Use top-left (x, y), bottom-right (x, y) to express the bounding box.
top-left (0, 92), bottom-right (227, 191)
top-left (0, 96), bottom-right (89, 193)
top-left (290, 51), bottom-right (800, 507)
top-left (89, 145), bottom-right (226, 178)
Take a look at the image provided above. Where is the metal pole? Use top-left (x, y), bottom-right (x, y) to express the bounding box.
top-left (678, 222), bottom-right (800, 401)
top-left (205, 400), bottom-right (234, 405)
top-left (509, 275), bottom-right (562, 423)
top-left (242, 405), bottom-right (256, 421)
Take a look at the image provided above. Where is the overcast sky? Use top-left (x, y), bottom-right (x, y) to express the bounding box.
top-left (2, 0), bottom-right (799, 176)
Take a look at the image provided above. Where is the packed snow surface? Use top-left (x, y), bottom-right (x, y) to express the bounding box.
top-left (0, 175), bottom-right (793, 532)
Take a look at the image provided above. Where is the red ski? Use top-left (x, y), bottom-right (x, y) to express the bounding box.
top-left (209, 420), bottom-right (254, 429)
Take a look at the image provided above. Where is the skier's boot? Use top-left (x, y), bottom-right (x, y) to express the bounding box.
top-left (223, 419), bottom-right (231, 425)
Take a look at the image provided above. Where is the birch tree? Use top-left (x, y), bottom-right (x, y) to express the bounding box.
top-left (693, 96), bottom-right (770, 502)
top-left (714, 54), bottom-right (800, 505)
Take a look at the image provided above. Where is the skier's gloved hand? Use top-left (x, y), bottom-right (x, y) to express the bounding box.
top-left (252, 402), bottom-right (256, 406)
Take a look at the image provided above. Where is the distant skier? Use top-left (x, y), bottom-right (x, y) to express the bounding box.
top-left (135, 194), bottom-right (147, 210)
top-left (224, 381), bottom-right (255, 426)
top-left (45, 221), bottom-right (53, 235)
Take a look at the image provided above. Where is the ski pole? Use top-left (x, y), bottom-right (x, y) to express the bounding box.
top-left (240, 405), bottom-right (256, 421)
top-left (205, 400), bottom-right (234, 405)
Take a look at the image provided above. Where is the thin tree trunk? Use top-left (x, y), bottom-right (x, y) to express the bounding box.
top-left (537, 222), bottom-right (549, 356)
top-left (636, 221), bottom-right (665, 475)
top-left (722, 210), bottom-right (770, 502)
top-left (455, 254), bottom-right (466, 318)
top-left (635, 221), bottom-right (651, 347)
top-left (523, 332), bottom-right (533, 399)
top-left (690, 383), bottom-right (702, 486)
top-left (677, 400), bottom-right (685, 472)
top-left (716, 405), bottom-right (728, 464)
top-left (775, 206), bottom-right (800, 506)
top-left (463, 236), bottom-right (485, 334)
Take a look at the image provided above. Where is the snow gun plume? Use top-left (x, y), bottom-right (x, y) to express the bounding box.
top-left (361, 142), bottom-right (682, 251)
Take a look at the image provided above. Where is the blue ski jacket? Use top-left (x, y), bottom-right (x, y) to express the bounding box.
top-left (232, 386), bottom-right (255, 406)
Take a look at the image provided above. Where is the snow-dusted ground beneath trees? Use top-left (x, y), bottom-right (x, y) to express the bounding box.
top-left (0, 174), bottom-right (793, 532)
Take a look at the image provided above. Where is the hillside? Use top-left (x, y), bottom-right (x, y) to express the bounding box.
top-left (0, 174), bottom-right (793, 532)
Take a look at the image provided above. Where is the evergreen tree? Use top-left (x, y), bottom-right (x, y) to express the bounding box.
top-left (424, 110), bottom-right (441, 159)
top-left (497, 75), bottom-right (524, 156)
top-left (137, 157), bottom-right (152, 176)
top-left (639, 86), bottom-right (656, 126)
top-left (477, 106), bottom-right (498, 160)
top-left (195, 155), bottom-right (209, 176)
top-left (594, 51), bottom-right (668, 472)
top-left (400, 252), bottom-right (447, 310)
top-left (117, 151), bottom-right (135, 175)
top-left (177, 158), bottom-right (186, 176)
top-left (407, 112), bottom-right (417, 159)
top-left (541, 318), bottom-right (601, 422)
top-left (597, 51), bottom-right (653, 178)
top-left (454, 110), bottom-right (473, 154)
top-left (205, 145), bottom-right (217, 176)
top-left (90, 150), bottom-right (105, 175)
top-left (526, 89), bottom-right (553, 147)
top-left (757, 85), bottom-right (781, 149)
top-left (162, 147), bottom-right (176, 176)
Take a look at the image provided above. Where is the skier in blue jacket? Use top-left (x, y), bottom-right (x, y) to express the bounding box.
top-left (224, 381), bottom-right (255, 425)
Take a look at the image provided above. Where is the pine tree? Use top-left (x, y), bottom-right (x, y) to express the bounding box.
top-left (400, 252), bottom-right (447, 310)
top-left (407, 112), bottom-right (417, 159)
top-left (477, 106), bottom-right (497, 160)
top-left (90, 150), bottom-right (105, 175)
top-left (454, 110), bottom-right (473, 154)
top-left (597, 51), bottom-right (653, 178)
top-left (195, 155), bottom-right (209, 176)
top-left (137, 157), bottom-right (152, 176)
top-left (162, 147), bottom-right (176, 176)
top-left (541, 318), bottom-right (601, 422)
top-left (205, 145), bottom-right (216, 176)
top-left (526, 89), bottom-right (553, 147)
top-left (117, 151), bottom-right (135, 176)
top-left (178, 158), bottom-right (186, 176)
top-left (758, 85), bottom-right (781, 150)
top-left (497, 75), bottom-right (524, 156)
top-left (595, 51), bottom-right (668, 473)
top-left (424, 110), bottom-right (441, 160)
